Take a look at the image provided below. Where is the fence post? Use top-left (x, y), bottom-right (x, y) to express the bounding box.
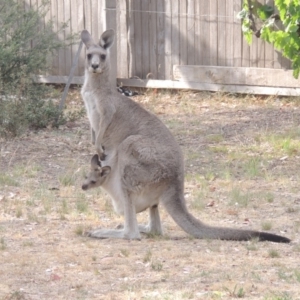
top-left (104, 0), bottom-right (117, 87)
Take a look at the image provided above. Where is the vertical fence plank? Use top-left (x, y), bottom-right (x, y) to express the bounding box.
top-left (164, 0), bottom-right (172, 79)
top-left (91, 0), bottom-right (99, 39)
top-left (217, 1), bottom-right (226, 66)
top-left (156, 0), bottom-right (165, 79)
top-left (233, 0), bottom-right (242, 67)
top-left (128, 0), bottom-right (135, 78)
top-left (179, 0), bottom-right (187, 65)
top-left (141, 0), bottom-right (150, 78)
top-left (199, 1), bottom-right (210, 65)
top-left (209, 0), bottom-right (217, 66)
top-left (133, 0), bottom-right (142, 78)
top-left (105, 0), bottom-right (117, 85)
top-left (77, 0), bottom-right (85, 75)
top-left (171, 0), bottom-right (180, 79)
top-left (83, 0), bottom-right (92, 32)
top-left (57, 0), bottom-right (65, 75)
top-left (149, 0), bottom-right (157, 79)
top-left (187, 0), bottom-right (195, 65)
top-left (194, 0), bottom-right (200, 65)
top-left (50, 0), bottom-right (59, 75)
top-left (63, 0), bottom-right (72, 74)
top-left (225, 0), bottom-right (234, 67)
top-left (117, 0), bottom-right (128, 78)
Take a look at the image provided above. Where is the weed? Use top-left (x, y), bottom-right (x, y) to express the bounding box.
top-left (0, 174), bottom-right (19, 187)
top-left (263, 291), bottom-right (293, 300)
top-left (120, 249), bottom-right (130, 257)
top-left (268, 249), bottom-right (280, 258)
top-left (229, 187), bottom-right (250, 207)
top-left (206, 133), bottom-right (224, 143)
top-left (244, 157), bottom-right (262, 178)
top-left (143, 249), bottom-right (152, 263)
top-left (226, 285), bottom-right (246, 298)
top-left (59, 173), bottom-right (75, 186)
top-left (0, 237), bottom-right (6, 250)
top-left (251, 271), bottom-right (262, 282)
top-left (246, 239), bottom-right (259, 251)
top-left (294, 270), bottom-right (300, 282)
top-left (265, 133), bottom-right (300, 156)
top-left (75, 225), bottom-right (84, 236)
top-left (264, 192), bottom-right (274, 203)
top-left (261, 221), bottom-right (272, 231)
top-left (209, 145), bottom-right (229, 154)
top-left (16, 207), bottom-right (23, 218)
top-left (22, 241), bottom-right (34, 247)
top-left (286, 206), bottom-right (298, 213)
top-left (60, 199), bottom-right (69, 215)
top-left (5, 291), bottom-right (27, 300)
top-left (76, 199), bottom-right (89, 213)
top-left (151, 261), bottom-right (163, 271)
top-left (191, 191), bottom-right (206, 210)
top-left (27, 211), bottom-right (39, 223)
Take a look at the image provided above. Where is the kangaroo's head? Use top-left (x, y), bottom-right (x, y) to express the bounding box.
top-left (82, 154), bottom-right (111, 191)
top-left (81, 29), bottom-right (115, 74)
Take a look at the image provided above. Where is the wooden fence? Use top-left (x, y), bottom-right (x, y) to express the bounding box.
top-left (31, 0), bottom-right (300, 95)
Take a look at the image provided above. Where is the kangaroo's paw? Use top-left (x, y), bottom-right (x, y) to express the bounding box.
top-left (96, 145), bottom-right (106, 161)
top-left (139, 224), bottom-right (163, 236)
top-left (85, 228), bottom-right (141, 240)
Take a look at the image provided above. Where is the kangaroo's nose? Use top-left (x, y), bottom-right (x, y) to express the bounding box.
top-left (92, 64), bottom-right (99, 70)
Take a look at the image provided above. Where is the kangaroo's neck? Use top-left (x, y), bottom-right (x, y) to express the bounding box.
top-left (84, 69), bottom-right (113, 94)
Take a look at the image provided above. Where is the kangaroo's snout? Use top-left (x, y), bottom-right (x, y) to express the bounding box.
top-left (92, 63), bottom-right (99, 70)
top-left (82, 184), bottom-right (88, 190)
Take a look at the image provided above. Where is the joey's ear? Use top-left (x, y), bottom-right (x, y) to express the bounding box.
top-left (99, 29), bottom-right (115, 50)
top-left (81, 30), bottom-right (94, 48)
top-left (101, 166), bottom-right (111, 177)
top-left (91, 154), bottom-right (101, 167)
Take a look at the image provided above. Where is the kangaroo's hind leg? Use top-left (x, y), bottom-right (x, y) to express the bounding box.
top-left (138, 205), bottom-right (163, 235)
top-left (86, 187), bottom-right (141, 240)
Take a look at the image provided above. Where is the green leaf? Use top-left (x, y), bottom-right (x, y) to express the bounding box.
top-left (285, 22), bottom-right (299, 33)
top-left (236, 9), bottom-right (248, 20)
top-left (257, 5), bottom-right (274, 20)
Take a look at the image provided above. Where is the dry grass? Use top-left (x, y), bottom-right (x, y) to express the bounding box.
top-left (0, 88), bottom-right (300, 299)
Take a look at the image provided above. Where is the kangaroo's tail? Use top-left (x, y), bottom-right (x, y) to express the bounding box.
top-left (163, 195), bottom-right (290, 243)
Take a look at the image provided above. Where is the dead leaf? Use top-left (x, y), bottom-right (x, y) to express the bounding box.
top-left (206, 201), bottom-right (215, 207)
top-left (50, 274), bottom-right (61, 281)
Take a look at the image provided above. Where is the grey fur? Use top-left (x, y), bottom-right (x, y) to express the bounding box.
top-left (81, 29), bottom-right (290, 243)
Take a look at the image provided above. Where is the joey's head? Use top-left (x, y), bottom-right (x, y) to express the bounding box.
top-left (81, 29), bottom-right (115, 74)
top-left (82, 154), bottom-right (111, 191)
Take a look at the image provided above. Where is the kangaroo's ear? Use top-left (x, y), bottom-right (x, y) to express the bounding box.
top-left (99, 29), bottom-right (115, 50)
top-left (91, 154), bottom-right (101, 167)
top-left (81, 30), bottom-right (94, 48)
top-left (101, 166), bottom-right (111, 177)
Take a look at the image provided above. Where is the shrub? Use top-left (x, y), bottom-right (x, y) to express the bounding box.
top-left (0, 0), bottom-right (73, 137)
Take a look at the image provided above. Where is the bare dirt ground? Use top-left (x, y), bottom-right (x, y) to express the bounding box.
top-left (0, 89), bottom-right (300, 300)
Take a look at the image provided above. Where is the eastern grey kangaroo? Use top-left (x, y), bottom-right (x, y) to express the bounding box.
top-left (82, 154), bottom-right (111, 191)
top-left (80, 29), bottom-right (290, 243)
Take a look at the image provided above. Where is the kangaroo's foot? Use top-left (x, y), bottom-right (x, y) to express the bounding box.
top-left (116, 224), bottom-right (163, 235)
top-left (85, 228), bottom-right (141, 240)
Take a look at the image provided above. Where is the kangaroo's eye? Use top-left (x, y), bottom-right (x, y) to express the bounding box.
top-left (91, 180), bottom-right (96, 184)
top-left (100, 54), bottom-right (106, 61)
top-left (87, 54), bottom-right (92, 60)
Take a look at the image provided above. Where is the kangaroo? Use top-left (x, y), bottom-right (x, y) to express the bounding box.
top-left (82, 154), bottom-right (111, 191)
top-left (80, 29), bottom-right (290, 243)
